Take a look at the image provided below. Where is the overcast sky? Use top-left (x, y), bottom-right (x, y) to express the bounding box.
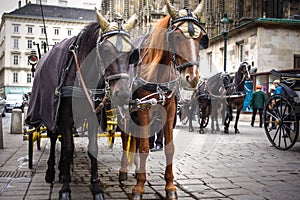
top-left (0, 0), bottom-right (20, 21)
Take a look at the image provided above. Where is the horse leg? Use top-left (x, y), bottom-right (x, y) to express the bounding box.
top-left (163, 111), bottom-right (177, 200)
top-left (45, 130), bottom-right (58, 183)
top-left (223, 106), bottom-right (232, 134)
top-left (119, 131), bottom-right (137, 182)
top-left (58, 100), bottom-right (74, 200)
top-left (188, 105), bottom-right (193, 132)
top-left (87, 116), bottom-right (105, 200)
top-left (234, 109), bottom-right (241, 133)
top-left (132, 110), bottom-right (150, 200)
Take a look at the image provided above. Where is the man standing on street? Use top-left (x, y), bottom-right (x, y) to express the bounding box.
top-left (249, 85), bottom-right (267, 128)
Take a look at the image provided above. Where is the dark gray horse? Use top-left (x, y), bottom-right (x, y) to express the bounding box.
top-left (224, 62), bottom-right (251, 133)
top-left (196, 72), bottom-right (231, 133)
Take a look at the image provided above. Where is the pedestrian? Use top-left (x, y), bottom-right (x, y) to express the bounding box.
top-left (249, 85), bottom-right (267, 127)
top-left (273, 79), bottom-right (284, 95)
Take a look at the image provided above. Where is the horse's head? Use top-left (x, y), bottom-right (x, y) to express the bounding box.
top-left (164, 0), bottom-right (208, 89)
top-left (234, 61), bottom-right (251, 92)
top-left (95, 9), bottom-right (138, 106)
top-left (239, 61), bottom-right (251, 80)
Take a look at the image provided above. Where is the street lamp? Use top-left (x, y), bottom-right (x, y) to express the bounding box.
top-left (220, 13), bottom-right (230, 72)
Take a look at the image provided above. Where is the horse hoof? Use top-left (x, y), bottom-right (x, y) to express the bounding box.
top-left (224, 129), bottom-right (228, 134)
top-left (189, 128), bottom-right (194, 132)
top-left (216, 128), bottom-right (220, 131)
top-left (166, 190), bottom-right (178, 200)
top-left (93, 193), bottom-right (105, 200)
top-left (199, 129), bottom-right (204, 134)
top-left (59, 192), bottom-right (71, 200)
top-left (235, 129), bottom-right (240, 134)
top-left (45, 169), bottom-right (55, 183)
top-left (131, 192), bottom-right (142, 200)
top-left (119, 171), bottom-right (128, 182)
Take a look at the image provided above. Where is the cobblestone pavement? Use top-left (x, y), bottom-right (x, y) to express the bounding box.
top-left (0, 113), bottom-right (300, 200)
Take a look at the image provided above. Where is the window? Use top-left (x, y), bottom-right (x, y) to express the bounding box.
top-left (13, 55), bottom-right (19, 65)
top-left (54, 28), bottom-right (59, 35)
top-left (67, 29), bottom-right (72, 36)
top-left (13, 72), bottom-right (18, 83)
top-left (207, 52), bottom-right (213, 74)
top-left (237, 42), bottom-right (245, 62)
top-left (13, 38), bottom-right (19, 49)
top-left (27, 73), bottom-right (32, 83)
top-left (27, 40), bottom-right (33, 49)
top-left (28, 27), bottom-right (33, 34)
top-left (13, 25), bottom-right (19, 33)
top-left (41, 27), bottom-right (46, 34)
top-left (294, 54), bottom-right (300, 69)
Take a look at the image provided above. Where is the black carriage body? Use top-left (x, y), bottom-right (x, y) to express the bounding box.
top-left (263, 70), bottom-right (300, 150)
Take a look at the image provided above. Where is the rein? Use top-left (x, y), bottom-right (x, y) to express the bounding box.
top-left (71, 49), bottom-right (103, 113)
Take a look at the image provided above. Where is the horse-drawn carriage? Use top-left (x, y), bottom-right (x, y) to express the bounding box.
top-left (178, 61), bottom-right (251, 134)
top-left (263, 69), bottom-right (300, 150)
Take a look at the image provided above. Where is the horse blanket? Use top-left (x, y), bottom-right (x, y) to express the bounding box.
top-left (26, 36), bottom-right (76, 132)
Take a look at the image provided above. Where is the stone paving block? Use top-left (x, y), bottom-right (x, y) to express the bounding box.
top-left (3, 196), bottom-right (29, 200)
top-left (180, 184), bottom-right (211, 192)
top-left (217, 188), bottom-right (254, 196)
top-left (207, 182), bottom-right (241, 190)
top-left (231, 194), bottom-right (267, 200)
top-left (1, 189), bottom-right (27, 196)
top-left (195, 189), bottom-right (226, 199)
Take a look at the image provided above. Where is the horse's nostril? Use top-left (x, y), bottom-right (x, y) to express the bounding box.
top-left (186, 75), bottom-right (190, 82)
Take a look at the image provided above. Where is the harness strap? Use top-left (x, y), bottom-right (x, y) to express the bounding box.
top-left (71, 49), bottom-right (96, 113)
top-left (136, 78), bottom-right (177, 92)
top-left (61, 86), bottom-right (105, 98)
top-left (175, 61), bottom-right (199, 70)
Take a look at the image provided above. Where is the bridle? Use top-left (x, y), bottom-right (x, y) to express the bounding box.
top-left (72, 29), bottom-right (133, 112)
top-left (97, 29), bottom-right (132, 82)
top-left (167, 8), bottom-right (207, 71)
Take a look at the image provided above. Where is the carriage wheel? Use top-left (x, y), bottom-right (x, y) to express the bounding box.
top-left (263, 94), bottom-right (299, 150)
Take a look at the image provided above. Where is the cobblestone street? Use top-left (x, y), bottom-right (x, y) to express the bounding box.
top-left (1, 113), bottom-right (300, 199)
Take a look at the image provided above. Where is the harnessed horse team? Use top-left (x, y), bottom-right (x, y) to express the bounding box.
top-left (25, 0), bottom-right (250, 199)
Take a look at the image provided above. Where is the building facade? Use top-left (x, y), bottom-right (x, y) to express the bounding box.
top-left (0, 3), bottom-right (97, 96)
top-left (0, 0), bottom-right (300, 96)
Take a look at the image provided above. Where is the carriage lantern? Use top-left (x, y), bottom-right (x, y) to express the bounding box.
top-left (220, 13), bottom-right (230, 72)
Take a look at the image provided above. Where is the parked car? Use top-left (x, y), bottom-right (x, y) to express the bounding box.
top-left (0, 97), bottom-right (5, 117)
top-left (5, 93), bottom-right (25, 112)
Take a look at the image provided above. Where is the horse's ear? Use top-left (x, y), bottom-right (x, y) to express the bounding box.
top-left (193, 0), bottom-right (204, 19)
top-left (129, 49), bottom-right (139, 65)
top-left (123, 14), bottom-right (137, 32)
top-left (200, 34), bottom-right (209, 49)
top-left (95, 7), bottom-right (110, 32)
top-left (164, 0), bottom-right (178, 18)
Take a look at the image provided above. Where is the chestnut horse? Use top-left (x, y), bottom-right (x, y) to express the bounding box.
top-left (224, 62), bottom-right (251, 133)
top-left (118, 1), bottom-right (207, 199)
top-left (26, 10), bottom-right (137, 200)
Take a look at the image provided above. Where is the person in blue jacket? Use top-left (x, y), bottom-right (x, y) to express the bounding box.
top-left (273, 79), bottom-right (284, 95)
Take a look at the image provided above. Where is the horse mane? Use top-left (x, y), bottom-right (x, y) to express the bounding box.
top-left (77, 22), bottom-right (100, 63)
top-left (142, 15), bottom-right (171, 66)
